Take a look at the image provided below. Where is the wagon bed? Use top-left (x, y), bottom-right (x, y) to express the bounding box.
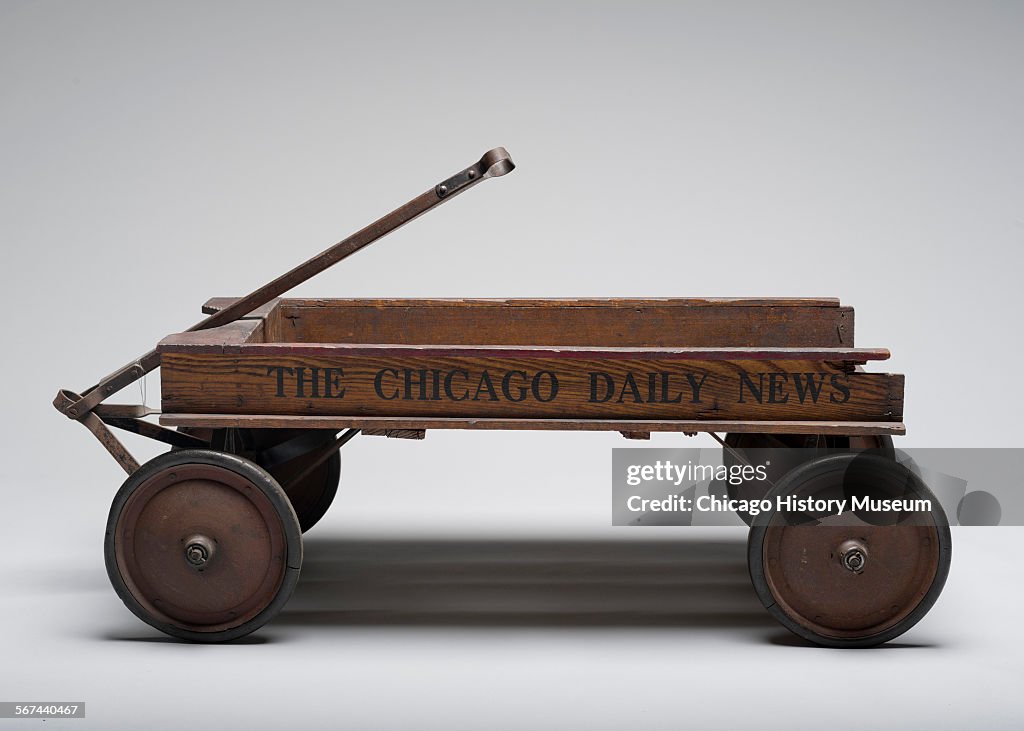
top-left (158, 295), bottom-right (904, 437)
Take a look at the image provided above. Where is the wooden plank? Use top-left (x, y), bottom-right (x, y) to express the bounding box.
top-left (201, 297), bottom-right (853, 347)
top-left (157, 319), bottom-right (264, 352)
top-left (160, 341), bottom-right (888, 362)
top-left (205, 296), bottom-right (843, 310)
top-left (159, 414), bottom-right (906, 436)
top-left (201, 297), bottom-right (280, 318)
top-left (160, 352), bottom-right (903, 422)
top-left (278, 300), bottom-right (853, 348)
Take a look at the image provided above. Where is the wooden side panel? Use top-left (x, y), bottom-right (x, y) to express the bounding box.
top-left (264, 300), bottom-right (854, 348)
top-left (161, 352), bottom-right (903, 423)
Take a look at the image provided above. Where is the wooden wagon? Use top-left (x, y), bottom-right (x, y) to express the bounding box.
top-left (54, 148), bottom-right (950, 647)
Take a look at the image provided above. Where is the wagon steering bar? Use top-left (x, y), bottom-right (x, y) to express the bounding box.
top-left (53, 147), bottom-right (516, 471)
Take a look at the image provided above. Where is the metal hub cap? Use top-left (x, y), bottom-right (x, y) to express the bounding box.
top-left (184, 535), bottom-right (215, 568)
top-left (838, 539), bottom-right (868, 573)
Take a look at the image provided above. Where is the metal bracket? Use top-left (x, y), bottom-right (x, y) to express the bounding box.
top-left (102, 417), bottom-right (208, 450)
top-left (80, 412), bottom-right (140, 474)
top-left (54, 350), bottom-right (160, 421)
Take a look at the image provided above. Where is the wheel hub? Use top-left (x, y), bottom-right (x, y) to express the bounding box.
top-left (838, 539), bottom-right (868, 573)
top-left (184, 534), bottom-right (215, 568)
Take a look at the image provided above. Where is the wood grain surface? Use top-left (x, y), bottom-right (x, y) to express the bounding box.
top-left (166, 297), bottom-right (902, 431)
top-left (160, 352), bottom-right (903, 422)
top-left (201, 297), bottom-right (855, 347)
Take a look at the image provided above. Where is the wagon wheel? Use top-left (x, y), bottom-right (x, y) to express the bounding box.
top-left (748, 452), bottom-right (952, 647)
top-left (721, 433), bottom-right (893, 525)
top-left (105, 450), bottom-right (302, 642)
top-left (195, 428), bottom-right (341, 533)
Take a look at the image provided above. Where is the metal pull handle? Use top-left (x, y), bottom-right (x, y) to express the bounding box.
top-left (198, 146), bottom-right (515, 331)
top-left (55, 147), bottom-right (516, 423)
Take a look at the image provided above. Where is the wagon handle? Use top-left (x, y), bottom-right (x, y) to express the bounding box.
top-left (200, 147), bottom-right (514, 331)
top-left (53, 147), bottom-right (516, 453)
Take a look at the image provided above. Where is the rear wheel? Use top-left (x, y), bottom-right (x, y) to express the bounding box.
top-left (747, 452), bottom-right (951, 647)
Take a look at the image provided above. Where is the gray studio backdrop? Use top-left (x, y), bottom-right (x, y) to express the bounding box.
top-left (1, 2), bottom-right (1023, 731)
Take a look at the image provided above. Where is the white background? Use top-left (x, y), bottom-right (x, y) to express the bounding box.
top-left (2, 2), bottom-right (1022, 729)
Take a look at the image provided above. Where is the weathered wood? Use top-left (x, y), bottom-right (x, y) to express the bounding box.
top-left (158, 320), bottom-right (264, 351)
top-left (159, 317), bottom-right (881, 361)
top-left (160, 341), bottom-right (888, 361)
top-left (164, 297), bottom-right (901, 433)
top-left (159, 351), bottom-right (902, 422)
top-left (202, 298), bottom-right (281, 318)
top-left (160, 414), bottom-right (906, 436)
top-left (204, 296), bottom-right (843, 310)
top-left (362, 428), bottom-right (426, 439)
top-left (203, 298), bottom-right (854, 348)
top-left (203, 297), bottom-right (854, 347)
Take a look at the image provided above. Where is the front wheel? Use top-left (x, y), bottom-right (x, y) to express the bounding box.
top-left (105, 449), bottom-right (303, 642)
